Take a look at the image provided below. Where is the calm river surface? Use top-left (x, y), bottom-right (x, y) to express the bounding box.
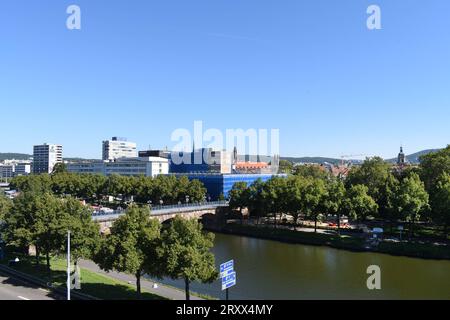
top-left (156, 233), bottom-right (450, 300)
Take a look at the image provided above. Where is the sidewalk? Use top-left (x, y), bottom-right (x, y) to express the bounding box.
top-left (78, 260), bottom-right (204, 300)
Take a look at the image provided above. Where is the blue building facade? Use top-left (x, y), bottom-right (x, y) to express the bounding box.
top-left (178, 173), bottom-right (287, 200)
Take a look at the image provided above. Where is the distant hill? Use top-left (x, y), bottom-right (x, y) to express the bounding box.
top-left (0, 153), bottom-right (32, 161)
top-left (386, 149), bottom-right (441, 164)
top-left (281, 157), bottom-right (343, 165)
top-left (282, 149), bottom-right (442, 166)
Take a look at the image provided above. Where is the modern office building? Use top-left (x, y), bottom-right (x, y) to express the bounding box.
top-left (173, 173), bottom-right (287, 200)
top-left (0, 165), bottom-right (14, 180)
top-left (169, 148), bottom-right (232, 174)
top-left (102, 137), bottom-right (137, 160)
top-left (67, 156), bottom-right (169, 177)
top-left (33, 144), bottom-right (63, 174)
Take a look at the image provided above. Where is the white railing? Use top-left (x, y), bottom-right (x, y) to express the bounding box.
top-left (92, 200), bottom-right (229, 220)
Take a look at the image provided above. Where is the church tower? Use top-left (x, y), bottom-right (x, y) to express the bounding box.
top-left (397, 146), bottom-right (406, 166)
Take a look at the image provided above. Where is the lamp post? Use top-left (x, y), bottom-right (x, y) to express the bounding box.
top-left (67, 230), bottom-right (71, 301)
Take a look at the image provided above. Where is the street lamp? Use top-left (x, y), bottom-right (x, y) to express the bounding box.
top-left (67, 230), bottom-right (71, 301)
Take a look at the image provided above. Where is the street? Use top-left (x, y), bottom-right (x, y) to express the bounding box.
top-left (0, 272), bottom-right (59, 300)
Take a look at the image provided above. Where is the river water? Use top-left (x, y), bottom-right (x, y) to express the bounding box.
top-left (157, 233), bottom-right (450, 300)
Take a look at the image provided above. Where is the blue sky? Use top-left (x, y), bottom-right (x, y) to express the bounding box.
top-left (0, 0), bottom-right (449, 159)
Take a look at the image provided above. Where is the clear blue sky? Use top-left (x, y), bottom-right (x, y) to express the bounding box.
top-left (1, 0), bottom-right (449, 159)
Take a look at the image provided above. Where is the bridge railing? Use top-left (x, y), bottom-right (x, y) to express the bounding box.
top-left (92, 200), bottom-right (229, 217)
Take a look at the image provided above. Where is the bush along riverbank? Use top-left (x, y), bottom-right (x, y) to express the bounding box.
top-left (206, 223), bottom-right (450, 260)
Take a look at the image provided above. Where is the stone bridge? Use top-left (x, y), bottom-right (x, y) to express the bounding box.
top-left (92, 201), bottom-right (229, 232)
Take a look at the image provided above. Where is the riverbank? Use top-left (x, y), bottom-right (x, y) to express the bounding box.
top-left (206, 223), bottom-right (450, 260)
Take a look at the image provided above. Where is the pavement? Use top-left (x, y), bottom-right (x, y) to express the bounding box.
top-left (0, 272), bottom-right (60, 300)
top-left (78, 260), bottom-right (203, 300)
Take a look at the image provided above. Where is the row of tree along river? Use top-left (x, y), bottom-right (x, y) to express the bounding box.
top-left (154, 233), bottom-right (450, 300)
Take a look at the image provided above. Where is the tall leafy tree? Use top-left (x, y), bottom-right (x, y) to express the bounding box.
top-left (285, 175), bottom-right (307, 229)
top-left (343, 185), bottom-right (378, 223)
top-left (63, 197), bottom-right (101, 268)
top-left (346, 157), bottom-right (391, 216)
top-left (187, 179), bottom-right (207, 203)
top-left (94, 205), bottom-right (161, 298)
top-left (159, 216), bottom-right (218, 300)
top-left (433, 173), bottom-right (450, 236)
top-left (229, 182), bottom-right (249, 220)
top-left (419, 145), bottom-right (450, 193)
top-left (247, 179), bottom-right (269, 224)
top-left (262, 177), bottom-right (288, 227)
top-left (33, 193), bottom-right (70, 271)
top-left (324, 179), bottom-right (346, 234)
top-left (394, 173), bottom-right (429, 238)
top-left (4, 192), bottom-right (70, 270)
top-left (302, 178), bottom-right (328, 233)
top-left (419, 146), bottom-right (450, 226)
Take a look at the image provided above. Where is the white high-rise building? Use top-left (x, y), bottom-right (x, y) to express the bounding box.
top-left (102, 137), bottom-right (137, 160)
top-left (33, 144), bottom-right (63, 174)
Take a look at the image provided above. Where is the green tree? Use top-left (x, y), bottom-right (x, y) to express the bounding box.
top-left (187, 179), bottom-right (207, 203)
top-left (394, 173), bottom-right (429, 238)
top-left (293, 165), bottom-right (330, 180)
top-left (33, 193), bottom-right (70, 271)
top-left (52, 162), bottom-right (68, 174)
top-left (94, 205), bottom-right (161, 299)
top-left (344, 185), bottom-right (378, 223)
top-left (0, 194), bottom-right (12, 222)
top-left (346, 157), bottom-right (392, 215)
top-left (262, 177), bottom-right (288, 227)
top-left (229, 182), bottom-right (249, 221)
top-left (419, 146), bottom-right (450, 193)
top-left (285, 175), bottom-right (307, 229)
top-left (63, 197), bottom-right (101, 269)
top-left (10, 174), bottom-right (52, 194)
top-left (278, 160), bottom-right (293, 174)
top-left (324, 179), bottom-right (346, 235)
top-left (159, 216), bottom-right (218, 300)
top-left (433, 173), bottom-right (450, 236)
top-left (302, 178), bottom-right (328, 233)
top-left (247, 179), bottom-right (269, 225)
top-left (419, 146), bottom-right (450, 226)
top-left (2, 192), bottom-right (68, 270)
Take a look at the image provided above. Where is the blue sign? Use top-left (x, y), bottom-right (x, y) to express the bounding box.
top-left (221, 271), bottom-right (236, 290)
top-left (220, 260), bottom-right (234, 277)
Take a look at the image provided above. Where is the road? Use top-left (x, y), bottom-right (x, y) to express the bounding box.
top-left (79, 260), bottom-right (203, 300)
top-left (0, 272), bottom-right (59, 300)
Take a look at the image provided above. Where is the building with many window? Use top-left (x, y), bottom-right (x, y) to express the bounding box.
top-left (33, 144), bottom-right (63, 174)
top-left (102, 137), bottom-right (137, 160)
top-left (174, 173), bottom-right (287, 200)
top-left (169, 148), bottom-right (232, 174)
top-left (67, 156), bottom-right (169, 177)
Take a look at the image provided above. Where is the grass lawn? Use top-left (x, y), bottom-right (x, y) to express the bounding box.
top-left (0, 253), bottom-right (167, 300)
